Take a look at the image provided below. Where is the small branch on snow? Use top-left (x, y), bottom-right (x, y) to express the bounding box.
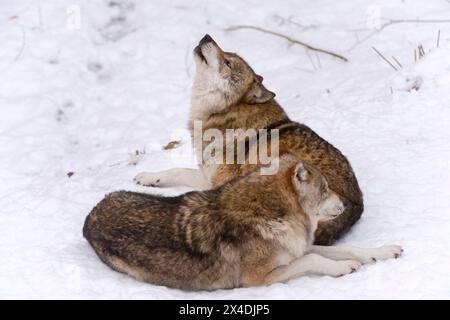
top-left (108, 162), bottom-right (122, 167)
top-left (224, 25), bottom-right (348, 62)
top-left (272, 15), bottom-right (319, 32)
top-left (436, 29), bottom-right (441, 48)
top-left (385, 18), bottom-right (450, 24)
top-left (415, 44), bottom-right (427, 60)
top-left (14, 27), bottom-right (26, 62)
top-left (391, 56), bottom-right (403, 69)
top-left (419, 45), bottom-right (425, 57)
top-left (304, 48), bottom-right (317, 70)
top-left (350, 18), bottom-right (450, 50)
top-left (372, 46), bottom-right (398, 71)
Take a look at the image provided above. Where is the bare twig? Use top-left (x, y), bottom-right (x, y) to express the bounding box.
top-left (418, 45), bottom-right (425, 58)
top-left (315, 52), bottom-right (322, 68)
top-left (14, 26), bottom-right (26, 62)
top-left (392, 56), bottom-right (403, 68)
top-left (108, 162), bottom-right (122, 167)
top-left (305, 48), bottom-right (317, 70)
top-left (280, 15), bottom-right (319, 31)
top-left (372, 46), bottom-right (398, 71)
top-left (387, 18), bottom-right (450, 24)
top-left (225, 25), bottom-right (348, 62)
top-left (437, 29), bottom-right (441, 48)
top-left (349, 18), bottom-right (450, 50)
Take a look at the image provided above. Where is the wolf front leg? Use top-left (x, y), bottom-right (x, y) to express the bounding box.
top-left (263, 253), bottom-right (361, 285)
top-left (309, 245), bottom-right (403, 264)
top-left (134, 168), bottom-right (211, 190)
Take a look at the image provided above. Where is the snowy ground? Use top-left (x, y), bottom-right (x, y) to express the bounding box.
top-left (1, 0), bottom-right (450, 299)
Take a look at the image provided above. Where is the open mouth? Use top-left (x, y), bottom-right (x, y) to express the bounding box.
top-left (194, 45), bottom-right (208, 64)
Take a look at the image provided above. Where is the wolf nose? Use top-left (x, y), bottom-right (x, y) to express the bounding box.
top-left (200, 34), bottom-right (213, 45)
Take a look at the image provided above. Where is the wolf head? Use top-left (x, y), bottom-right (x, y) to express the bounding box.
top-left (290, 158), bottom-right (344, 221)
top-left (191, 34), bottom-right (275, 119)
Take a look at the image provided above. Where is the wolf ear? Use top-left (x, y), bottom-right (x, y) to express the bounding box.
top-left (247, 83), bottom-right (276, 104)
top-left (295, 162), bottom-right (310, 182)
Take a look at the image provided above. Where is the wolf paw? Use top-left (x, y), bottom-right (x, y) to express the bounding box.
top-left (133, 172), bottom-right (162, 187)
top-left (329, 260), bottom-right (362, 277)
top-left (358, 245), bottom-right (404, 264)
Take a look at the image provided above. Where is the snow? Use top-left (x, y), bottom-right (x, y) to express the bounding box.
top-left (1, 0), bottom-right (450, 299)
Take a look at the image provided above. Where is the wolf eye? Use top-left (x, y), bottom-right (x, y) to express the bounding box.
top-left (224, 59), bottom-right (231, 68)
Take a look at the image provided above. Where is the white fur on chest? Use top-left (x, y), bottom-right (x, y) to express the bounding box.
top-left (257, 219), bottom-right (312, 258)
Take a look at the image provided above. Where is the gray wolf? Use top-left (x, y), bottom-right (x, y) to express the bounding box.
top-left (85, 155), bottom-right (401, 290)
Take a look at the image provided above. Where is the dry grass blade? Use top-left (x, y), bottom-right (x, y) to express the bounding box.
top-left (14, 27), bottom-right (26, 62)
top-left (372, 46), bottom-right (398, 71)
top-left (437, 29), bottom-right (441, 48)
top-left (392, 56), bottom-right (403, 68)
top-left (418, 45), bottom-right (425, 58)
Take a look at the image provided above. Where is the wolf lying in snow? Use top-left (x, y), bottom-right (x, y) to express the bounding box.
top-left (84, 154), bottom-right (402, 290)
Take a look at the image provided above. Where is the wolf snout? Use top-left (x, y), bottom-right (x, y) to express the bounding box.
top-left (199, 34), bottom-right (214, 45)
